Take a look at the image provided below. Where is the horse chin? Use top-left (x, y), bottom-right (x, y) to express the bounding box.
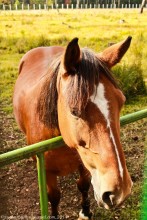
top-left (97, 200), bottom-right (114, 210)
top-left (97, 200), bottom-right (111, 210)
top-left (97, 197), bottom-right (125, 210)
top-left (103, 203), bottom-right (112, 210)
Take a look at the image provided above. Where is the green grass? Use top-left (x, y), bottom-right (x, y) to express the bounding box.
top-left (0, 9), bottom-right (147, 220)
top-left (0, 10), bottom-right (147, 114)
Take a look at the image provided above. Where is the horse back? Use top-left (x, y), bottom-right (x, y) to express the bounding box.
top-left (18, 46), bottom-right (64, 86)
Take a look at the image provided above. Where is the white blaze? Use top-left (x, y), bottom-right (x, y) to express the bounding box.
top-left (91, 83), bottom-right (123, 179)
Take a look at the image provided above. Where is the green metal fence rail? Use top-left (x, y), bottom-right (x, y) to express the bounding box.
top-left (120, 109), bottom-right (147, 126)
top-left (141, 136), bottom-right (147, 220)
top-left (0, 108), bottom-right (147, 219)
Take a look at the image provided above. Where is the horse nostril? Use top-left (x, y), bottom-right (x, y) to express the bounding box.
top-left (102, 191), bottom-right (115, 207)
top-left (79, 140), bottom-right (86, 148)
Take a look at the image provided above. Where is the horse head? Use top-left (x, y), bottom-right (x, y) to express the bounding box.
top-left (57, 37), bottom-right (132, 209)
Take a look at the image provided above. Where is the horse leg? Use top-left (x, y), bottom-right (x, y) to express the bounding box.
top-left (46, 172), bottom-right (61, 219)
top-left (77, 165), bottom-right (92, 220)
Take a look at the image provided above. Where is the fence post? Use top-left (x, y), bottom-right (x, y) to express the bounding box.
top-left (141, 136), bottom-right (147, 220)
top-left (37, 152), bottom-right (49, 219)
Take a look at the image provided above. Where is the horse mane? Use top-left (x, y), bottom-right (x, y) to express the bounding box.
top-left (37, 56), bottom-right (60, 129)
top-left (37, 48), bottom-right (119, 129)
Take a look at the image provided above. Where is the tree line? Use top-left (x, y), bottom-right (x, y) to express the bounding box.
top-left (0, 0), bottom-right (144, 6)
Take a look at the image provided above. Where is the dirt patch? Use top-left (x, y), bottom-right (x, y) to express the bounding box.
top-left (0, 108), bottom-right (147, 220)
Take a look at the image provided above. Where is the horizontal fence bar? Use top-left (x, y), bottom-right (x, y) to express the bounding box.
top-left (0, 108), bottom-right (147, 167)
top-left (120, 108), bottom-right (147, 126)
top-left (0, 136), bottom-right (64, 167)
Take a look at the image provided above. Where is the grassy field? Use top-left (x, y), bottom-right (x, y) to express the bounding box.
top-left (0, 9), bottom-right (147, 220)
top-left (0, 9), bottom-right (147, 114)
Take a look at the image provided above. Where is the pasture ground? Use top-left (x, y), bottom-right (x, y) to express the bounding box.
top-left (0, 109), bottom-right (146, 219)
top-left (0, 9), bottom-right (147, 219)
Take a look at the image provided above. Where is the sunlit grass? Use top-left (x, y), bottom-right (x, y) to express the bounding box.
top-left (0, 9), bottom-right (147, 115)
top-left (0, 10), bottom-right (147, 129)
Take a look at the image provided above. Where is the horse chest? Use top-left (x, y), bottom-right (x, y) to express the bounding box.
top-left (44, 146), bottom-right (82, 176)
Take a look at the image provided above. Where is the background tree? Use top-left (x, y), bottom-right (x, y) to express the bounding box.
top-left (140, 0), bottom-right (146, 13)
top-left (0, 0), bottom-right (11, 4)
top-left (0, 0), bottom-right (145, 7)
top-left (15, 0), bottom-right (20, 5)
top-left (46, 0), bottom-right (54, 7)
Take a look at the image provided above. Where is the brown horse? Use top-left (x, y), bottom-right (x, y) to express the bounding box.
top-left (13, 37), bottom-right (133, 220)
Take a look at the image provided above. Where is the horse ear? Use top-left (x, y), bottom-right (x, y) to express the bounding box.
top-left (98, 36), bottom-right (132, 68)
top-left (63, 38), bottom-right (81, 74)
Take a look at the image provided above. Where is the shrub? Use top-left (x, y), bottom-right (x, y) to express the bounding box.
top-left (113, 64), bottom-right (146, 101)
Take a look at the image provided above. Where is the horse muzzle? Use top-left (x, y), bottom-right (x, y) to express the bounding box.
top-left (94, 185), bottom-right (132, 210)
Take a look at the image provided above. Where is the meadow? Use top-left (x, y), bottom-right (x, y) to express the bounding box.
top-left (0, 9), bottom-right (147, 114)
top-left (0, 9), bottom-right (147, 219)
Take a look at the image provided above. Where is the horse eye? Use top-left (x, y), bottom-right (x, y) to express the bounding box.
top-left (71, 109), bottom-right (81, 117)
